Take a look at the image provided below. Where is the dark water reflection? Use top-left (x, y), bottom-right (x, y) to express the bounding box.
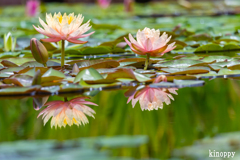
top-left (0, 78), bottom-right (240, 159)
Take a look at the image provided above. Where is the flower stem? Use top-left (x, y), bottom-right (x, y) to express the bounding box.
top-left (43, 63), bottom-right (47, 67)
top-left (64, 97), bottom-right (68, 102)
top-left (144, 53), bottom-right (150, 70)
top-left (61, 40), bottom-right (65, 68)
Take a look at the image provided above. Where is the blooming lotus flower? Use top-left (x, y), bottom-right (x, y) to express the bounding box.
top-left (26, 0), bottom-right (39, 17)
top-left (37, 97), bottom-right (97, 128)
top-left (98, 0), bottom-right (112, 9)
top-left (124, 27), bottom-right (176, 57)
top-left (124, 27), bottom-right (176, 70)
top-left (126, 75), bottom-right (178, 111)
top-left (33, 12), bottom-right (94, 44)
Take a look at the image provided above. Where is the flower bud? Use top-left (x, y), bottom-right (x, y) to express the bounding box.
top-left (26, 0), bottom-right (40, 17)
top-left (124, 0), bottom-right (133, 13)
top-left (4, 32), bottom-right (16, 52)
top-left (30, 38), bottom-right (49, 66)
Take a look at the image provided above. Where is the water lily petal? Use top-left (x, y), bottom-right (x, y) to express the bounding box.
top-left (41, 38), bottom-right (62, 42)
top-left (67, 39), bottom-right (88, 44)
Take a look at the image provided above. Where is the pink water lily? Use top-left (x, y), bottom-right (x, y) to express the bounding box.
top-left (127, 75), bottom-right (178, 111)
top-left (124, 0), bottom-right (133, 12)
top-left (98, 0), bottom-right (112, 9)
top-left (38, 97), bottom-right (97, 128)
top-left (33, 12), bottom-right (94, 44)
top-left (124, 27), bottom-right (176, 70)
top-left (124, 27), bottom-right (176, 57)
top-left (26, 0), bottom-right (39, 17)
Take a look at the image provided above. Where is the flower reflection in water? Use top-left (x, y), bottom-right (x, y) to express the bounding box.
top-left (126, 75), bottom-right (178, 111)
top-left (37, 97), bottom-right (97, 128)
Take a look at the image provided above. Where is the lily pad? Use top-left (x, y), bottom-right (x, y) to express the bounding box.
top-left (42, 68), bottom-right (65, 82)
top-left (74, 68), bottom-right (104, 83)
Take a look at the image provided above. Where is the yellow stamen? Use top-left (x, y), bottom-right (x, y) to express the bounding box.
top-left (68, 16), bottom-right (74, 24)
top-left (58, 15), bottom-right (63, 23)
top-left (64, 118), bottom-right (67, 124)
top-left (72, 118), bottom-right (77, 123)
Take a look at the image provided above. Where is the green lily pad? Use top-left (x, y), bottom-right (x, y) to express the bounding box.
top-left (191, 71), bottom-right (218, 78)
top-left (161, 67), bottom-right (210, 75)
top-left (0, 86), bottom-right (40, 95)
top-left (218, 68), bottom-right (240, 75)
top-left (0, 52), bottom-right (20, 58)
top-left (42, 68), bottom-right (65, 82)
top-left (154, 59), bottom-right (204, 68)
top-left (222, 43), bottom-right (240, 50)
top-left (201, 56), bottom-right (233, 63)
top-left (81, 46), bottom-right (112, 55)
top-left (74, 68), bottom-right (103, 83)
top-left (195, 44), bottom-right (222, 53)
top-left (3, 75), bottom-right (33, 87)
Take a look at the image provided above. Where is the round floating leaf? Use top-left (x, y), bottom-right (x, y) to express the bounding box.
top-left (186, 33), bottom-right (213, 42)
top-left (201, 56), bottom-right (233, 63)
top-left (1, 67), bottom-right (25, 74)
top-left (165, 75), bottom-right (197, 81)
top-left (228, 64), bottom-right (240, 70)
top-left (19, 67), bottom-right (48, 78)
top-left (105, 68), bottom-right (136, 80)
top-left (0, 86), bottom-right (40, 95)
top-left (3, 75), bottom-right (33, 87)
top-left (208, 64), bottom-right (222, 71)
top-left (214, 39), bottom-right (239, 44)
top-left (40, 86), bottom-right (60, 94)
top-left (42, 68), bottom-right (65, 82)
top-left (218, 68), bottom-right (240, 75)
top-left (223, 43), bottom-right (240, 50)
top-left (41, 41), bottom-right (58, 51)
top-left (0, 52), bottom-right (21, 58)
top-left (191, 71), bottom-right (218, 79)
top-left (173, 79), bottom-right (205, 87)
top-left (195, 44), bottom-right (222, 53)
top-left (79, 79), bottom-right (121, 89)
top-left (59, 84), bottom-right (84, 92)
top-left (69, 60), bottom-right (119, 70)
top-left (154, 59), bottom-right (204, 68)
top-left (81, 46), bottom-right (112, 55)
top-left (1, 60), bottom-right (18, 67)
top-left (161, 66), bottom-right (210, 75)
top-left (133, 71), bottom-right (151, 82)
top-left (65, 49), bottom-right (81, 55)
top-left (74, 68), bottom-right (103, 83)
top-left (21, 61), bottom-right (61, 67)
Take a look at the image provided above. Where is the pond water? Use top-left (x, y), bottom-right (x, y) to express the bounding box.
top-left (1, 78), bottom-right (240, 159)
top-left (1, 1), bottom-right (240, 159)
